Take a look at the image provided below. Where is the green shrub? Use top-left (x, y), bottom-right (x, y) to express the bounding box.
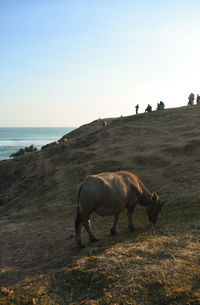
top-left (10, 145), bottom-right (37, 158)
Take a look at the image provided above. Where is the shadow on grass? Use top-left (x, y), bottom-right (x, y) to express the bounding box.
top-left (47, 262), bottom-right (112, 303)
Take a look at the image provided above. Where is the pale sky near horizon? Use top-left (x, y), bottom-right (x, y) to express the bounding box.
top-left (1, 0), bottom-right (200, 127)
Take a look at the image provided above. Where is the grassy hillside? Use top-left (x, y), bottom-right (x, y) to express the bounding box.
top-left (0, 105), bottom-right (200, 304)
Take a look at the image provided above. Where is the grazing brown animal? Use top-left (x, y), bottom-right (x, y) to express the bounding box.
top-left (75, 170), bottom-right (165, 247)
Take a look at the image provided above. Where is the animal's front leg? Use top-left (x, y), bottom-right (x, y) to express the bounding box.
top-left (128, 206), bottom-right (136, 232)
top-left (110, 214), bottom-right (119, 235)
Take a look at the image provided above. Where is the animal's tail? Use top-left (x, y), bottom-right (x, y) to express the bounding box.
top-left (75, 184), bottom-right (82, 231)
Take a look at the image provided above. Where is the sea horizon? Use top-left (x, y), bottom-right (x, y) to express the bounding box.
top-left (0, 126), bottom-right (77, 128)
top-left (0, 127), bottom-right (76, 161)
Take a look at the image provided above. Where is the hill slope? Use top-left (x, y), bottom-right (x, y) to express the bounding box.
top-left (0, 105), bottom-right (200, 304)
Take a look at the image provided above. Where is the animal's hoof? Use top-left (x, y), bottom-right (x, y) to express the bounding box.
top-left (129, 226), bottom-right (136, 232)
top-left (78, 243), bottom-right (86, 249)
top-left (110, 230), bottom-right (118, 236)
top-left (91, 237), bottom-right (98, 243)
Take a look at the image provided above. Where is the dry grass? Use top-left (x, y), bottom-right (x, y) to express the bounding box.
top-left (0, 105), bottom-right (200, 304)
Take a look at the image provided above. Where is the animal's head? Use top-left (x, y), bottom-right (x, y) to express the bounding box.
top-left (146, 193), bottom-right (165, 224)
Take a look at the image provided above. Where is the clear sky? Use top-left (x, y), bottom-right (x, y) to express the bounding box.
top-left (1, 0), bottom-right (200, 127)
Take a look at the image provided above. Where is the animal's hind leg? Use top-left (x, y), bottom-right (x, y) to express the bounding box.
top-left (75, 214), bottom-right (84, 248)
top-left (83, 218), bottom-right (97, 242)
top-left (110, 214), bottom-right (119, 235)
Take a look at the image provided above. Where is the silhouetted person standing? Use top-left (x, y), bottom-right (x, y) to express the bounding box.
top-left (135, 104), bottom-right (139, 114)
top-left (188, 93), bottom-right (195, 105)
top-left (196, 94), bottom-right (200, 104)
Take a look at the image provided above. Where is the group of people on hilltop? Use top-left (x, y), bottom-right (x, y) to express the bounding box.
top-left (145, 101), bottom-right (165, 113)
top-left (135, 101), bottom-right (165, 114)
top-left (135, 93), bottom-right (200, 114)
top-left (188, 93), bottom-right (200, 105)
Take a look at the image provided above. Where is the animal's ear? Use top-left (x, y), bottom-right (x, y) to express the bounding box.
top-left (152, 192), bottom-right (158, 200)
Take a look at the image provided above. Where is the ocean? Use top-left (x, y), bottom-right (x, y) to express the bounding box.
top-left (0, 127), bottom-right (75, 161)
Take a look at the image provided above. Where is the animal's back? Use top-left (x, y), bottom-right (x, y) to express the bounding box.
top-left (79, 171), bottom-right (142, 216)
